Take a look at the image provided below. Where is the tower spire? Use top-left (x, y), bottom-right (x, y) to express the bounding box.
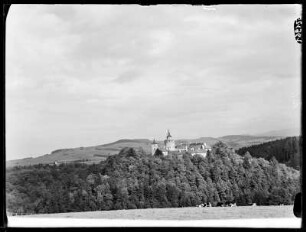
top-left (166, 129), bottom-right (171, 138)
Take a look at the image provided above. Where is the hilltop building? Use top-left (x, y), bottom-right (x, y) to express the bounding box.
top-left (164, 129), bottom-right (176, 151)
top-left (151, 130), bottom-right (176, 156)
top-left (189, 142), bottom-right (211, 157)
top-left (151, 130), bottom-right (211, 157)
top-left (176, 143), bottom-right (188, 152)
top-left (151, 139), bottom-right (159, 156)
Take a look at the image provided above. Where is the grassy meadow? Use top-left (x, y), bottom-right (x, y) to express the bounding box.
top-left (21, 205), bottom-right (295, 220)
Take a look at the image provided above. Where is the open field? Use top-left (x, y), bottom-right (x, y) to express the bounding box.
top-left (8, 206), bottom-right (301, 228)
top-left (18, 205), bottom-right (296, 220)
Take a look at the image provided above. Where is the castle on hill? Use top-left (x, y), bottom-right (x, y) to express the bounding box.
top-left (151, 129), bottom-right (211, 157)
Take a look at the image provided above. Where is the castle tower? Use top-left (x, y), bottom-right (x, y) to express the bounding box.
top-left (151, 139), bottom-right (158, 155)
top-left (166, 129), bottom-right (171, 139)
top-left (164, 129), bottom-right (175, 151)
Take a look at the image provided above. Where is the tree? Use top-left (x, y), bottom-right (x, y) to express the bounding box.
top-left (243, 152), bottom-right (252, 169)
top-left (154, 148), bottom-right (164, 157)
top-left (6, 146), bottom-right (300, 214)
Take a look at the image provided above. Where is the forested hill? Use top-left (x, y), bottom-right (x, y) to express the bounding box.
top-left (6, 142), bottom-right (300, 215)
top-left (236, 137), bottom-right (301, 170)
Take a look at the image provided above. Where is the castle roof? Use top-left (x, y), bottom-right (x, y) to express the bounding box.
top-left (176, 144), bottom-right (188, 149)
top-left (166, 129), bottom-right (172, 139)
top-left (189, 142), bottom-right (211, 149)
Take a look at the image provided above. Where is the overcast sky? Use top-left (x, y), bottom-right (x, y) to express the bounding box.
top-left (6, 4), bottom-right (301, 160)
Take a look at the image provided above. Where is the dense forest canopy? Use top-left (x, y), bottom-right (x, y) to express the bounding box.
top-left (236, 136), bottom-right (301, 170)
top-left (6, 142), bottom-right (300, 215)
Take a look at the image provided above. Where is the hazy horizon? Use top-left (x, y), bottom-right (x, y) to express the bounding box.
top-left (6, 5), bottom-right (301, 160)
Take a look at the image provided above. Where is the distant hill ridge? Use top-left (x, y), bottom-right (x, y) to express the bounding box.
top-left (100, 139), bottom-right (151, 147)
top-left (255, 128), bottom-right (300, 137)
top-left (6, 135), bottom-right (284, 168)
top-left (218, 135), bottom-right (276, 140)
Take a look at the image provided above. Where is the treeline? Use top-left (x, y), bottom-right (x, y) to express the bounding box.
top-left (236, 136), bottom-right (301, 170)
top-left (6, 142), bottom-right (300, 215)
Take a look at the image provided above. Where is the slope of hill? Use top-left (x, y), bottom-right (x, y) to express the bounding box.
top-left (6, 135), bottom-right (282, 167)
top-left (255, 128), bottom-right (300, 137)
top-left (6, 143), bottom-right (300, 215)
top-left (176, 137), bottom-right (220, 147)
top-left (176, 135), bottom-right (281, 149)
top-left (6, 139), bottom-right (152, 167)
top-left (236, 136), bottom-right (301, 170)
top-left (217, 135), bottom-right (282, 149)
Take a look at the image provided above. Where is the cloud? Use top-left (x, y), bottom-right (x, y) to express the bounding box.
top-left (112, 70), bottom-right (142, 84)
top-left (6, 4), bottom-right (301, 159)
top-left (148, 30), bottom-right (175, 56)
